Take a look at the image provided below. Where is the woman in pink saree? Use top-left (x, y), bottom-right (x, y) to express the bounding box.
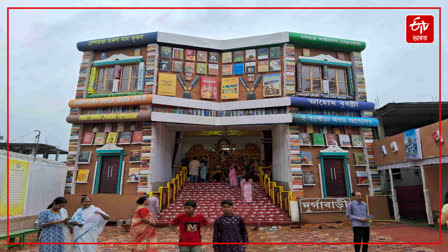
top-left (130, 196), bottom-right (158, 252)
top-left (228, 164), bottom-right (238, 188)
top-left (243, 178), bottom-right (253, 203)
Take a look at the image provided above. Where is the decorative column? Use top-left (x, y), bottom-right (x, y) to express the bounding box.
top-left (65, 51), bottom-right (94, 194)
top-left (351, 51), bottom-right (378, 196)
top-left (350, 51), bottom-right (367, 102)
top-left (283, 43), bottom-right (296, 96)
top-left (138, 122), bottom-right (153, 194)
top-left (144, 43), bottom-right (159, 94)
top-left (288, 125), bottom-right (303, 199)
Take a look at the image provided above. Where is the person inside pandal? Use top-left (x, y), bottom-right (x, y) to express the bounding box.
top-left (70, 196), bottom-right (110, 252)
top-left (242, 177), bottom-right (253, 204)
top-left (147, 194), bottom-right (161, 222)
top-left (235, 163), bottom-right (243, 186)
top-left (240, 176), bottom-right (246, 195)
top-left (200, 160), bottom-right (208, 183)
top-left (212, 160), bottom-right (225, 183)
top-left (129, 196), bottom-right (158, 252)
top-left (189, 157), bottom-right (200, 183)
top-left (241, 156), bottom-right (249, 178)
top-left (243, 159), bottom-right (258, 182)
top-left (228, 163), bottom-right (238, 188)
top-left (261, 160), bottom-right (272, 179)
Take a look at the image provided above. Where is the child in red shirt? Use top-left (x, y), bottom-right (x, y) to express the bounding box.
top-left (170, 200), bottom-right (209, 252)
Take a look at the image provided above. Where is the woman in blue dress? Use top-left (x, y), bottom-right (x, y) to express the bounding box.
top-left (38, 197), bottom-right (69, 252)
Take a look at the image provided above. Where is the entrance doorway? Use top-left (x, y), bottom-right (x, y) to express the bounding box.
top-left (97, 156), bottom-right (121, 194)
top-left (323, 158), bottom-right (347, 197)
top-left (185, 138), bottom-right (262, 181)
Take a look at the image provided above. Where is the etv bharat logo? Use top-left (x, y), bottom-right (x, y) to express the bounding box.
top-left (406, 15), bottom-right (434, 43)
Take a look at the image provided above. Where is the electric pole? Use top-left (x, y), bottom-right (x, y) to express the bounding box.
top-left (33, 130), bottom-right (41, 162)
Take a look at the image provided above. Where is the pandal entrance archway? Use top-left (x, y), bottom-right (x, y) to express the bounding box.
top-left (185, 138), bottom-right (261, 178)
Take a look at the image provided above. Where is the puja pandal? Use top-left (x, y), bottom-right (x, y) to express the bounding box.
top-left (64, 31), bottom-right (378, 223)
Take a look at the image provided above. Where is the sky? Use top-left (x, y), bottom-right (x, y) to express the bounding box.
top-left (0, 0), bottom-right (447, 159)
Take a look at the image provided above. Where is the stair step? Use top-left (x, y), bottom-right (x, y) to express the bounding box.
top-left (157, 182), bottom-right (292, 226)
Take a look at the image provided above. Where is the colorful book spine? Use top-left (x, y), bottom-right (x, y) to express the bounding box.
top-left (77, 51), bottom-right (94, 99)
top-left (283, 44), bottom-right (296, 96)
top-left (145, 43), bottom-right (158, 94)
top-left (138, 122), bottom-right (153, 194)
top-left (288, 125), bottom-right (304, 199)
top-left (351, 51), bottom-right (367, 102)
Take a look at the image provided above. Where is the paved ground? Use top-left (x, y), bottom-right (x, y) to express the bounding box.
top-left (2, 222), bottom-right (447, 251)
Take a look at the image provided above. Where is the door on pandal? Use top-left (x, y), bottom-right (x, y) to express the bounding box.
top-left (97, 156), bottom-right (121, 194)
top-left (186, 138), bottom-right (261, 176)
top-left (323, 158), bottom-right (347, 197)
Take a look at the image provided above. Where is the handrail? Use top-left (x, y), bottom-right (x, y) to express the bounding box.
top-left (153, 166), bottom-right (294, 216)
top-left (150, 166), bottom-right (188, 211)
top-left (258, 166), bottom-right (294, 217)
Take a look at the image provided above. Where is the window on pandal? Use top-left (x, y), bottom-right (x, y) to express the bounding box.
top-left (119, 65), bottom-right (139, 92)
top-left (301, 65), bottom-right (348, 96)
top-left (95, 65), bottom-right (139, 93)
top-left (328, 68), bottom-right (348, 95)
top-left (301, 65), bottom-right (322, 93)
top-left (96, 67), bottom-right (114, 93)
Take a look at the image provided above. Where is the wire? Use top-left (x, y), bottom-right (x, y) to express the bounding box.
top-left (9, 131), bottom-right (38, 142)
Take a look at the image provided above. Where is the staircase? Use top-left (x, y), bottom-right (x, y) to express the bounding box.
top-left (156, 182), bottom-right (294, 226)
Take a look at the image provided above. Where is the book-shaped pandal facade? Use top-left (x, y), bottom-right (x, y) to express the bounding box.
top-left (65, 31), bottom-right (377, 223)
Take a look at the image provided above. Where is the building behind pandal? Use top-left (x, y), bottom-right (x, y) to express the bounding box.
top-left (64, 32), bottom-right (378, 223)
top-left (373, 103), bottom-right (447, 225)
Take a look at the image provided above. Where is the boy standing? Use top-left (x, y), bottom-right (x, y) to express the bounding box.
top-left (170, 200), bottom-right (209, 252)
top-left (213, 200), bottom-right (248, 252)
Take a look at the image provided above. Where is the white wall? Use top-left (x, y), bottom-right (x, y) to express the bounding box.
top-left (0, 151), bottom-right (66, 219)
top-left (272, 125), bottom-right (290, 185)
top-left (151, 123), bottom-right (176, 184)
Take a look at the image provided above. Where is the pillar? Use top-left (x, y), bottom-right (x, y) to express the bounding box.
top-left (420, 165), bottom-right (434, 225)
top-left (388, 169), bottom-right (400, 222)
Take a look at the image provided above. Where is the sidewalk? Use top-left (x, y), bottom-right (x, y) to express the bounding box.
top-left (2, 222), bottom-right (447, 251)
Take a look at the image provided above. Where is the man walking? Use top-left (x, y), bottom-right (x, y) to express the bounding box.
top-left (189, 157), bottom-right (200, 183)
top-left (346, 191), bottom-right (370, 252)
top-left (147, 194), bottom-right (161, 222)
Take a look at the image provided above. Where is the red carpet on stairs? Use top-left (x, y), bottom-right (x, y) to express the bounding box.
top-left (156, 182), bottom-right (294, 226)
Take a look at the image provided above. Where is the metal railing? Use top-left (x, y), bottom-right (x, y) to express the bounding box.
top-left (149, 166), bottom-right (188, 210)
top-left (258, 167), bottom-right (293, 216)
top-left (151, 166), bottom-right (294, 216)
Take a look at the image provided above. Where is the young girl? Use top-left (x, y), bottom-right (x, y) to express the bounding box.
top-left (228, 164), bottom-right (238, 188)
top-left (240, 176), bottom-right (246, 197)
top-left (243, 178), bottom-right (253, 203)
